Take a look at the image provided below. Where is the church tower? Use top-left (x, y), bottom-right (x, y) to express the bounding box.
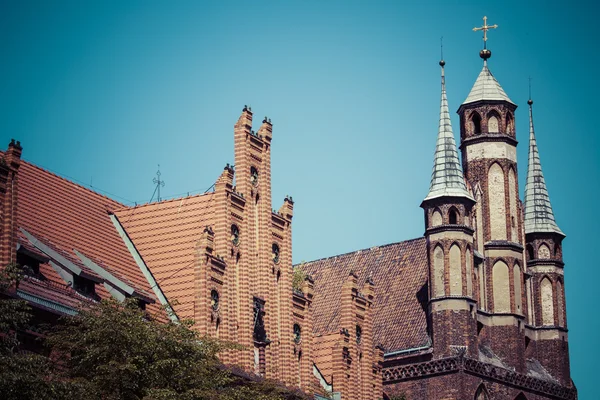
top-left (457, 20), bottom-right (527, 371)
top-left (523, 97), bottom-right (571, 385)
top-left (421, 59), bottom-right (477, 358)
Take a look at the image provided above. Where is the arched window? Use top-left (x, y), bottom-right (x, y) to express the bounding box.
top-left (449, 244), bottom-right (462, 296)
top-left (433, 245), bottom-right (445, 298)
top-left (250, 166), bottom-right (259, 186)
top-left (514, 263), bottom-right (522, 314)
top-left (475, 384), bottom-right (489, 400)
top-left (557, 279), bottom-right (565, 327)
top-left (211, 290), bottom-right (219, 311)
top-left (508, 169), bottom-right (518, 242)
top-left (506, 113), bottom-right (514, 134)
top-left (431, 210), bottom-right (443, 227)
top-left (356, 325), bottom-right (362, 344)
top-left (541, 277), bottom-right (554, 325)
top-left (515, 393), bottom-right (528, 400)
top-left (231, 224), bottom-right (240, 246)
top-left (538, 243), bottom-right (551, 259)
top-left (466, 246), bottom-right (473, 297)
top-left (493, 260), bottom-right (510, 313)
top-left (472, 112), bottom-right (482, 134)
top-left (293, 323), bottom-right (302, 343)
top-left (449, 208), bottom-right (459, 225)
top-left (527, 244), bottom-right (534, 261)
top-left (272, 243), bottom-right (280, 264)
top-left (488, 114), bottom-right (499, 133)
top-left (488, 163), bottom-right (507, 240)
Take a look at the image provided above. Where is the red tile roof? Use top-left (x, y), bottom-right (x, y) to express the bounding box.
top-left (13, 158), bottom-right (162, 315)
top-left (301, 238), bottom-right (430, 353)
top-left (113, 193), bottom-right (215, 321)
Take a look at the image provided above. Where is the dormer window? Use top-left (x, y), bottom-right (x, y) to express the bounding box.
top-left (72, 275), bottom-right (95, 296)
top-left (272, 243), bottom-right (280, 264)
top-left (250, 166), bottom-right (259, 186)
top-left (231, 224), bottom-right (240, 246)
top-left (16, 252), bottom-right (42, 277)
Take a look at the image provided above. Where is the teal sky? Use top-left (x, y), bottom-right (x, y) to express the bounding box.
top-left (1, 1), bottom-right (597, 397)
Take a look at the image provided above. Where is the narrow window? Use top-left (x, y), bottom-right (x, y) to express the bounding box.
top-left (472, 112), bottom-right (482, 134)
top-left (492, 261), bottom-right (510, 313)
top-left (527, 244), bottom-right (534, 261)
top-left (488, 163), bottom-right (507, 240)
top-left (557, 280), bottom-right (565, 327)
top-left (433, 245), bottom-right (445, 298)
top-left (541, 277), bottom-right (554, 325)
top-left (475, 384), bottom-right (489, 400)
top-left (272, 243), bottom-right (280, 264)
top-left (431, 210), bottom-right (443, 227)
top-left (356, 325), bottom-right (362, 344)
top-left (293, 323), bottom-right (301, 343)
top-left (506, 113), bottom-right (514, 134)
top-left (488, 114), bottom-right (499, 133)
top-left (250, 166), bottom-right (259, 186)
top-left (514, 263), bottom-right (522, 314)
top-left (211, 290), bottom-right (219, 311)
top-left (449, 208), bottom-right (458, 225)
top-left (231, 224), bottom-right (240, 246)
top-left (449, 244), bottom-right (462, 296)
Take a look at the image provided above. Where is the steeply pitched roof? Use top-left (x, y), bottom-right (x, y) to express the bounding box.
top-left (524, 101), bottom-right (564, 236)
top-left (14, 158), bottom-right (163, 315)
top-left (462, 62), bottom-right (514, 106)
top-left (424, 62), bottom-right (472, 202)
top-left (114, 193), bottom-right (215, 321)
top-left (301, 238), bottom-right (429, 353)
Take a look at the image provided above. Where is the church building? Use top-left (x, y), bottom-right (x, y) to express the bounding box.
top-left (0, 18), bottom-right (576, 400)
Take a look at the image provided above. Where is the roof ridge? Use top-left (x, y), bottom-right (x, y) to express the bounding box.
top-left (111, 191), bottom-right (215, 213)
top-left (16, 156), bottom-right (126, 208)
top-left (297, 236), bottom-right (425, 267)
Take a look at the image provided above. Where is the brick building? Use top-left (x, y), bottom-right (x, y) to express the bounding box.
top-left (302, 43), bottom-right (577, 399)
top-left (0, 24), bottom-right (576, 400)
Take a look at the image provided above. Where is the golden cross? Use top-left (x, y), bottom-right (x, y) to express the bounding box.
top-left (473, 16), bottom-right (497, 44)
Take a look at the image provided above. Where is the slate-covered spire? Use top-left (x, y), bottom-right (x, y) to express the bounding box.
top-left (424, 60), bottom-right (473, 202)
top-left (462, 61), bottom-right (515, 106)
top-left (524, 98), bottom-right (564, 236)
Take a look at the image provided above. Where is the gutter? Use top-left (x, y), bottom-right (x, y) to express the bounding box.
top-left (384, 338), bottom-right (432, 358)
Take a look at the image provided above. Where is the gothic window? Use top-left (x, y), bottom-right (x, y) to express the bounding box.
top-left (488, 114), bottom-right (499, 133)
top-left (508, 168), bottom-right (518, 242)
top-left (538, 243), bottom-right (551, 259)
top-left (433, 245), bottom-right (445, 298)
top-left (356, 325), bottom-right (362, 344)
top-left (293, 323), bottom-right (301, 343)
top-left (272, 243), bottom-right (280, 264)
top-left (557, 279), bottom-right (565, 327)
top-left (527, 244), bottom-right (534, 261)
top-left (488, 163), bottom-right (507, 240)
top-left (449, 244), bottom-right (462, 296)
top-left (514, 263), bottom-right (522, 314)
top-left (492, 260), bottom-right (510, 313)
top-left (211, 290), bottom-right (219, 311)
top-left (250, 166), bottom-right (259, 186)
top-left (431, 210), bottom-right (443, 227)
top-left (449, 208), bottom-right (459, 225)
top-left (471, 112), bottom-right (482, 134)
top-left (541, 277), bottom-right (554, 326)
top-left (515, 393), bottom-right (528, 400)
top-left (231, 224), bottom-right (240, 246)
top-left (466, 246), bottom-right (473, 297)
top-left (253, 297), bottom-right (266, 343)
top-left (506, 113), bottom-right (514, 134)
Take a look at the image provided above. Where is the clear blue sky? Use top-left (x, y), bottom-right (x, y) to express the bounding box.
top-left (1, 0), bottom-right (597, 397)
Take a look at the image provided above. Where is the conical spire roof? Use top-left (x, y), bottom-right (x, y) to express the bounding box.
top-left (462, 61), bottom-right (514, 105)
top-left (424, 61), bottom-right (473, 202)
top-left (524, 100), bottom-right (564, 236)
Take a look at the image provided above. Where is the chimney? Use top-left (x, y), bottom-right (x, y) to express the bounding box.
top-left (0, 139), bottom-right (22, 267)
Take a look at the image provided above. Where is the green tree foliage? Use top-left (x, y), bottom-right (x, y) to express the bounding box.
top-left (0, 267), bottom-right (308, 400)
top-left (292, 264), bottom-right (307, 292)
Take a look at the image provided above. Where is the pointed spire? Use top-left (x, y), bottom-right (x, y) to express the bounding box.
top-left (424, 60), bottom-right (473, 202)
top-left (524, 98), bottom-right (564, 236)
top-left (462, 63), bottom-right (514, 105)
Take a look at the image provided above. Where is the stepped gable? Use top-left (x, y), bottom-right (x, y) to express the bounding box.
top-left (14, 157), bottom-right (163, 316)
top-left (301, 237), bottom-right (429, 353)
top-left (114, 193), bottom-right (215, 321)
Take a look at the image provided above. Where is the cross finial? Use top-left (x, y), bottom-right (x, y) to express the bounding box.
top-left (473, 16), bottom-right (498, 49)
top-left (152, 164), bottom-right (166, 202)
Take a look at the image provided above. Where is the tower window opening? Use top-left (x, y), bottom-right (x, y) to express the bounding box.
top-left (527, 244), bottom-right (534, 261)
top-left (488, 114), bottom-right (499, 133)
top-left (472, 112), bottom-right (482, 134)
top-left (449, 209), bottom-right (458, 224)
top-left (293, 323), bottom-right (301, 343)
top-left (250, 166), bottom-right (259, 186)
top-left (356, 325), bottom-right (362, 344)
top-left (272, 243), bottom-right (280, 264)
top-left (211, 290), bottom-right (219, 311)
top-left (231, 224), bottom-right (240, 246)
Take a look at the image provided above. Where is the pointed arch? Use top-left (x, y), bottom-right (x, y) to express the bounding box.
top-left (488, 163), bottom-right (507, 240)
top-left (506, 112), bottom-right (514, 134)
top-left (431, 209), bottom-right (443, 227)
top-left (557, 279), bottom-right (565, 327)
top-left (526, 244), bottom-right (534, 261)
top-left (475, 383), bottom-right (489, 400)
top-left (448, 206), bottom-right (460, 225)
top-left (493, 260), bottom-right (510, 313)
top-left (487, 110), bottom-right (501, 133)
top-left (471, 111), bottom-right (482, 135)
top-left (466, 245), bottom-right (473, 297)
top-left (538, 243), bottom-right (551, 259)
top-left (449, 244), bottom-right (463, 296)
top-left (541, 276), bottom-right (554, 325)
top-left (433, 245), bottom-right (445, 298)
top-left (514, 263), bottom-right (522, 314)
top-left (508, 168), bottom-right (518, 242)
top-left (515, 393), bottom-right (528, 400)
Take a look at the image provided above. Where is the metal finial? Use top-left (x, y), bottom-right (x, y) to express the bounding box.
top-left (473, 16), bottom-right (497, 61)
top-left (152, 164), bottom-right (166, 202)
top-left (528, 77), bottom-right (533, 105)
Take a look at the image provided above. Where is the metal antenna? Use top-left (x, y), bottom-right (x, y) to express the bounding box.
top-left (151, 164), bottom-right (166, 202)
top-left (440, 36), bottom-right (444, 60)
top-left (528, 76), bottom-right (532, 100)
